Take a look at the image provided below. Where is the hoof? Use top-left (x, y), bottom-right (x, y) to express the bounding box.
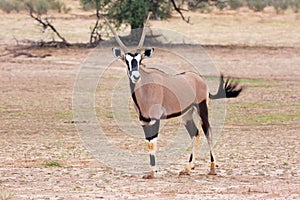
top-left (142, 171), bottom-right (154, 179)
top-left (208, 162), bottom-right (217, 175)
top-left (179, 169), bottom-right (191, 176)
top-left (208, 171), bottom-right (217, 175)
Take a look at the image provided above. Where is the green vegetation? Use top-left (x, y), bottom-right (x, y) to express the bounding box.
top-left (55, 110), bottom-right (73, 121)
top-left (0, 189), bottom-right (15, 200)
top-left (249, 83), bottom-right (279, 88)
top-left (0, 0), bottom-right (14, 13)
top-left (290, 0), bottom-right (300, 12)
top-left (272, 0), bottom-right (289, 14)
top-left (226, 102), bottom-right (300, 125)
top-left (226, 76), bottom-right (300, 126)
top-left (237, 78), bottom-right (278, 88)
top-left (1, 0), bottom-right (299, 46)
top-left (247, 0), bottom-right (268, 12)
top-left (78, 0), bottom-right (300, 36)
top-left (188, 1), bottom-right (212, 13)
top-left (237, 78), bottom-right (266, 83)
top-left (0, 0), bottom-right (70, 14)
top-left (42, 160), bottom-right (65, 167)
top-left (215, 1), bottom-right (227, 10)
top-left (248, 112), bottom-right (296, 125)
top-left (188, 0), bottom-right (300, 13)
top-left (228, 0), bottom-right (244, 10)
top-left (0, 105), bottom-right (8, 109)
top-left (80, 0), bottom-right (171, 30)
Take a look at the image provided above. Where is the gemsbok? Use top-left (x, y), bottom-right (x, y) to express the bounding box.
top-left (102, 14), bottom-right (242, 179)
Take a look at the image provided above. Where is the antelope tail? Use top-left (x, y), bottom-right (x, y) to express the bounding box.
top-left (209, 74), bottom-right (243, 100)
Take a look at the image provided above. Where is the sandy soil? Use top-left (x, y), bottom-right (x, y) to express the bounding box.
top-left (0, 7), bottom-right (299, 200)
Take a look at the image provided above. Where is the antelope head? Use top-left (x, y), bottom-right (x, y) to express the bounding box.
top-left (102, 13), bottom-right (153, 84)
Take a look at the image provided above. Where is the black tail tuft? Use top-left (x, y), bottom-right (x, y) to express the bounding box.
top-left (209, 74), bottom-right (243, 100)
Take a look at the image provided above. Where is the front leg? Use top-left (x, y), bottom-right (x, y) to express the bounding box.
top-left (142, 119), bottom-right (160, 179)
top-left (143, 137), bottom-right (157, 179)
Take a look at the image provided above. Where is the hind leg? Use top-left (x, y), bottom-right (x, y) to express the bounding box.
top-left (179, 108), bottom-right (200, 176)
top-left (198, 100), bottom-right (217, 175)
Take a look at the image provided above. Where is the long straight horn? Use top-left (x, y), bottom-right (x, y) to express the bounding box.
top-left (137, 12), bottom-right (151, 53)
top-left (101, 15), bottom-right (129, 53)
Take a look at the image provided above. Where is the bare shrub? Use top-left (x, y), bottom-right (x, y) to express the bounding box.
top-left (248, 0), bottom-right (268, 12)
top-left (228, 0), bottom-right (244, 10)
top-left (216, 1), bottom-right (228, 10)
top-left (272, 0), bottom-right (289, 14)
top-left (289, 0), bottom-right (300, 13)
top-left (0, 0), bottom-right (15, 13)
top-left (0, 0), bottom-right (70, 14)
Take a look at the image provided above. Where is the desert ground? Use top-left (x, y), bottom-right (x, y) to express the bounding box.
top-left (0, 3), bottom-right (299, 200)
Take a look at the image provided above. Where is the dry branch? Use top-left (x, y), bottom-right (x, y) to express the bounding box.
top-left (170, 0), bottom-right (190, 23)
top-left (89, 0), bottom-right (103, 45)
top-left (1, 48), bottom-right (51, 58)
top-left (12, 51), bottom-right (51, 58)
top-left (27, 5), bottom-right (69, 45)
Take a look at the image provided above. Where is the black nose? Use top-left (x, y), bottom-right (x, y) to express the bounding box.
top-left (133, 74), bottom-right (140, 80)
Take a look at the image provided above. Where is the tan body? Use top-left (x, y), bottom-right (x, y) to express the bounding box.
top-left (133, 65), bottom-right (208, 122)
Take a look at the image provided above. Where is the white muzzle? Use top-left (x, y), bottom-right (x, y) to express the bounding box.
top-left (131, 71), bottom-right (141, 83)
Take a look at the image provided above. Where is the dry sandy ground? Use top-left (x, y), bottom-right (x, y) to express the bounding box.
top-left (0, 7), bottom-right (299, 200)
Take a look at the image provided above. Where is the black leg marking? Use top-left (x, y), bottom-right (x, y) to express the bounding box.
top-left (146, 133), bottom-right (158, 142)
top-left (181, 117), bottom-right (201, 175)
top-left (185, 120), bottom-right (199, 138)
top-left (198, 100), bottom-right (217, 175)
top-left (189, 153), bottom-right (193, 163)
top-left (150, 154), bottom-right (155, 166)
top-left (198, 100), bottom-right (211, 147)
top-left (210, 152), bottom-right (215, 163)
top-left (143, 120), bottom-right (160, 141)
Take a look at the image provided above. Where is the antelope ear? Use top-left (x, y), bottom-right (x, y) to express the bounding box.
top-left (112, 47), bottom-right (122, 58)
top-left (143, 48), bottom-right (154, 58)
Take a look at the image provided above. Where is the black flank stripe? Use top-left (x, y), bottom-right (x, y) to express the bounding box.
top-left (165, 104), bottom-right (194, 119)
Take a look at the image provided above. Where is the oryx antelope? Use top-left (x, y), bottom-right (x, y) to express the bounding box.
top-left (102, 14), bottom-right (242, 179)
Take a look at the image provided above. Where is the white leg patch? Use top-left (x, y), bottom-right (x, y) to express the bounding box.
top-left (147, 137), bottom-right (157, 154)
top-left (140, 119), bottom-right (157, 126)
top-left (149, 119), bottom-right (156, 126)
top-left (148, 138), bottom-right (157, 172)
